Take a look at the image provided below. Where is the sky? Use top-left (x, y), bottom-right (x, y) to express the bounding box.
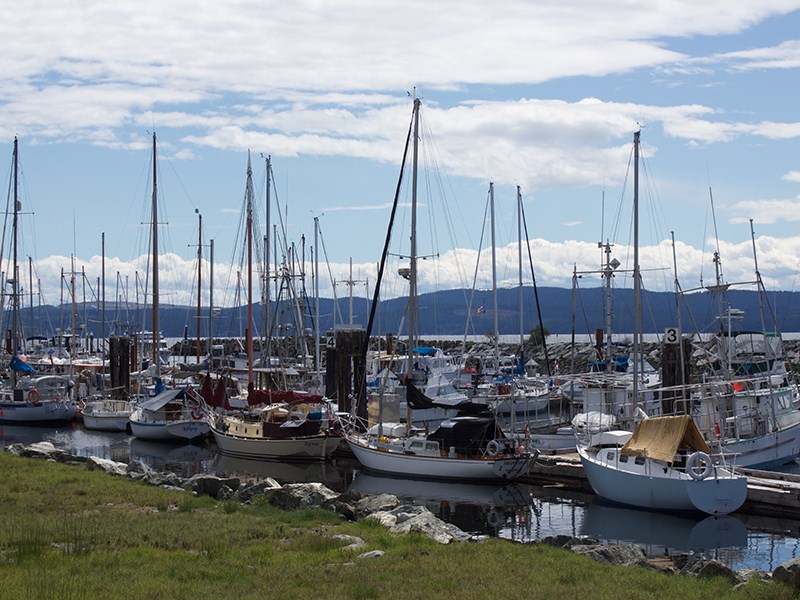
top-left (2, 1), bottom-right (800, 314)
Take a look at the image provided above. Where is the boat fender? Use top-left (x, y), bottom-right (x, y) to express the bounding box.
top-left (686, 451), bottom-right (714, 481)
top-left (28, 389), bottom-right (40, 404)
top-left (486, 440), bottom-right (502, 457)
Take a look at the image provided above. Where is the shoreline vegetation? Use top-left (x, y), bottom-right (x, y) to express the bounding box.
top-left (1, 449), bottom-right (795, 599)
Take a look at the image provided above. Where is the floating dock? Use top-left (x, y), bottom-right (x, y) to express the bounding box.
top-left (524, 454), bottom-right (800, 519)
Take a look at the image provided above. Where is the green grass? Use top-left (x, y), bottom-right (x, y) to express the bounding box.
top-left (0, 452), bottom-right (793, 599)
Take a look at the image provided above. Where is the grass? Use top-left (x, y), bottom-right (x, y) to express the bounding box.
top-left (0, 452), bottom-right (794, 600)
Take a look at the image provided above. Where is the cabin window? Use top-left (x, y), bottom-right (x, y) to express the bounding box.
top-left (619, 455), bottom-right (628, 463)
top-left (634, 456), bottom-right (645, 465)
top-left (425, 442), bottom-right (439, 453)
top-left (409, 441), bottom-right (424, 451)
top-left (606, 451), bottom-right (615, 460)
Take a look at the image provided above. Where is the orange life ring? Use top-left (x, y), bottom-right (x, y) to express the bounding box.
top-left (191, 407), bottom-right (203, 420)
top-left (28, 389), bottom-right (40, 404)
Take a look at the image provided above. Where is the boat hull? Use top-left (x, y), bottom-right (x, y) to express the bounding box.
top-left (129, 418), bottom-right (209, 441)
top-left (212, 427), bottom-right (339, 461)
top-left (83, 413), bottom-right (131, 432)
top-left (578, 446), bottom-right (747, 515)
top-left (0, 400), bottom-right (76, 425)
top-left (346, 436), bottom-right (535, 481)
top-left (721, 419), bottom-right (800, 470)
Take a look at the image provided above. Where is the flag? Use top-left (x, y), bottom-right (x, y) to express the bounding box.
top-left (475, 306), bottom-right (485, 314)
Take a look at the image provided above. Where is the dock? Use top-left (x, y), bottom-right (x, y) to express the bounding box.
top-left (524, 454), bottom-right (800, 519)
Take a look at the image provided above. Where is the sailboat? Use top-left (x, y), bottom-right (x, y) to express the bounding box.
top-left (0, 138), bottom-right (76, 424)
top-left (128, 133), bottom-right (209, 441)
top-left (679, 220), bottom-right (800, 469)
top-left (576, 131), bottom-right (748, 514)
top-left (208, 152), bottom-right (338, 461)
top-left (469, 183), bottom-right (550, 418)
top-left (342, 97), bottom-right (538, 481)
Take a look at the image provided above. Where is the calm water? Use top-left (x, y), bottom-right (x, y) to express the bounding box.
top-left (3, 422), bottom-right (800, 572)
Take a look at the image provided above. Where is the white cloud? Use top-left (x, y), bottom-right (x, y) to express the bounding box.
top-left (31, 233), bottom-right (800, 310)
top-left (728, 196), bottom-right (800, 224)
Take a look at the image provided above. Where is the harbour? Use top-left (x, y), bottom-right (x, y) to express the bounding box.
top-left (5, 421), bottom-right (800, 574)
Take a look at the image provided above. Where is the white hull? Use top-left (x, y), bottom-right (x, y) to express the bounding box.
top-left (82, 400), bottom-right (134, 432)
top-left (0, 400), bottom-right (76, 424)
top-left (212, 427), bottom-right (340, 461)
top-left (83, 413), bottom-right (131, 432)
top-left (578, 446), bottom-right (747, 515)
top-left (721, 420), bottom-right (800, 469)
top-left (129, 415), bottom-right (209, 441)
top-left (346, 436), bottom-right (535, 481)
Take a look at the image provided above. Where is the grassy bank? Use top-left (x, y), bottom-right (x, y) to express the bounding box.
top-left (0, 453), bottom-right (791, 600)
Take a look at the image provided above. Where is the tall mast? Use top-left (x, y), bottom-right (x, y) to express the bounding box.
top-left (28, 256), bottom-right (34, 345)
top-left (209, 239), bottom-right (214, 350)
top-left (263, 155), bottom-right (272, 360)
top-left (195, 209), bottom-right (202, 363)
top-left (246, 152), bottom-right (254, 386)
top-left (101, 232), bottom-right (106, 378)
top-left (517, 186), bottom-right (523, 350)
top-left (11, 137), bottom-right (19, 367)
top-left (406, 97), bottom-right (420, 381)
top-left (151, 132), bottom-right (159, 373)
top-left (631, 130), bottom-right (641, 414)
top-left (314, 216), bottom-right (321, 384)
top-left (490, 182), bottom-right (499, 370)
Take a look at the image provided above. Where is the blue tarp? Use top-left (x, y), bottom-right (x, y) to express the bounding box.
top-left (412, 346), bottom-right (436, 357)
top-left (10, 355), bottom-right (35, 373)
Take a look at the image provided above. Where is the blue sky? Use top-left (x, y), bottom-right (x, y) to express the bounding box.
top-left (2, 1), bottom-right (800, 308)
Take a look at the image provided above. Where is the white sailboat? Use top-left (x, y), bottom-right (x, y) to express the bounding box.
top-left (127, 133), bottom-right (208, 442)
top-left (680, 221), bottom-right (800, 469)
top-left (342, 97), bottom-right (538, 481)
top-left (0, 138), bottom-right (76, 424)
top-left (577, 132), bottom-right (748, 515)
top-left (578, 415), bottom-right (747, 515)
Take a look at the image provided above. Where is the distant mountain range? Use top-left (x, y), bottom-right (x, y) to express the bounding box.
top-left (16, 285), bottom-right (800, 341)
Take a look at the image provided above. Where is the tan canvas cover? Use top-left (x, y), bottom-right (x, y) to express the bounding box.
top-left (621, 415), bottom-right (711, 463)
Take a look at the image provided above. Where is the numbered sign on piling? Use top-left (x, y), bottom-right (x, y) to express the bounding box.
top-left (664, 327), bottom-right (679, 344)
top-left (327, 336), bottom-right (336, 349)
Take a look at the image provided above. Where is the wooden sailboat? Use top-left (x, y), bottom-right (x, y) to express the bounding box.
top-left (343, 97), bottom-right (538, 481)
top-left (0, 137), bottom-right (76, 424)
top-left (209, 152), bottom-right (338, 461)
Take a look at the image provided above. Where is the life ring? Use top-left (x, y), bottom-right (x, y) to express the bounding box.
top-left (28, 389), bottom-right (40, 404)
top-left (486, 440), bottom-right (502, 457)
top-left (686, 451), bottom-right (714, 481)
top-left (191, 407), bottom-right (204, 420)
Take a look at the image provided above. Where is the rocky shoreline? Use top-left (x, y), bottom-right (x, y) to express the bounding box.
top-left (7, 440), bottom-right (800, 590)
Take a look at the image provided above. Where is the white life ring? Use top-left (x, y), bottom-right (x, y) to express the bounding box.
top-left (486, 440), bottom-right (502, 457)
top-left (686, 451), bottom-right (714, 481)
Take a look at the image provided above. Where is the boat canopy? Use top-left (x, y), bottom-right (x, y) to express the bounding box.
top-left (138, 388), bottom-right (184, 412)
top-left (427, 416), bottom-right (500, 456)
top-left (621, 415), bottom-right (711, 463)
top-left (412, 346), bottom-right (437, 357)
top-left (10, 355), bottom-right (35, 373)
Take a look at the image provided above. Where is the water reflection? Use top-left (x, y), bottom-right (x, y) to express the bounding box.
top-left (129, 438), bottom-right (213, 477)
top-left (3, 423), bottom-right (800, 572)
top-left (349, 471), bottom-right (532, 535)
top-left (581, 500), bottom-right (747, 555)
top-left (212, 453), bottom-right (347, 491)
